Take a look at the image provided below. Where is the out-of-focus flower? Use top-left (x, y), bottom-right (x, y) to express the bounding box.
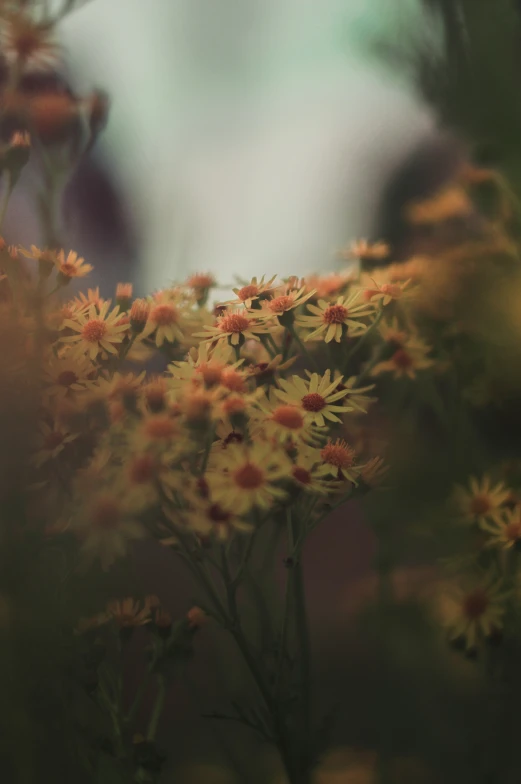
top-left (106, 597), bottom-right (152, 628)
top-left (359, 456), bottom-right (388, 488)
top-left (56, 250), bottom-right (93, 284)
top-left (129, 298), bottom-right (151, 333)
top-left (31, 419), bottom-right (77, 467)
top-left (144, 292), bottom-right (186, 347)
top-left (360, 276), bottom-right (412, 306)
top-left (453, 475), bottom-right (510, 527)
top-left (304, 270), bottom-right (354, 300)
top-left (187, 606), bottom-right (207, 630)
top-left (274, 371), bottom-right (350, 427)
top-left (405, 185), bottom-right (473, 225)
top-left (371, 340), bottom-right (434, 380)
top-left (0, 13), bottom-right (59, 70)
top-left (340, 238), bottom-right (390, 263)
top-left (115, 282), bottom-right (133, 309)
top-left (297, 293), bottom-right (374, 343)
top-left (70, 287), bottom-right (108, 311)
top-left (43, 351), bottom-right (94, 399)
top-left (480, 506), bottom-right (521, 550)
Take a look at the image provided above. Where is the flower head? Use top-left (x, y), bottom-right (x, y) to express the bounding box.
top-left (274, 371), bottom-right (350, 427)
top-left (297, 292), bottom-right (374, 343)
top-left (263, 285), bottom-right (316, 320)
top-left (405, 186), bottom-right (472, 225)
top-left (70, 287), bottom-right (108, 312)
top-left (481, 506), bottom-right (521, 550)
top-left (195, 308), bottom-right (270, 347)
top-left (230, 275), bottom-right (278, 308)
top-left (436, 574), bottom-right (509, 651)
top-left (453, 476), bottom-right (510, 527)
top-left (340, 239), bottom-right (390, 263)
top-left (106, 597), bottom-right (152, 628)
top-left (0, 14), bottom-right (59, 70)
top-left (60, 302), bottom-right (128, 360)
top-left (43, 351), bottom-right (95, 399)
top-left (319, 438), bottom-right (359, 483)
top-left (145, 293), bottom-right (186, 347)
top-left (56, 250), bottom-right (93, 283)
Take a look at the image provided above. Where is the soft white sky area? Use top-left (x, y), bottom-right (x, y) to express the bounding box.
top-left (61, 0), bottom-right (431, 290)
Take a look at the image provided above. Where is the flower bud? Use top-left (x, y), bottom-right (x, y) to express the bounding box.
top-left (130, 298), bottom-right (150, 333)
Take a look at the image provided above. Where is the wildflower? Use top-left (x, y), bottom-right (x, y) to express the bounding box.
top-left (178, 497), bottom-right (253, 540)
top-left (453, 476), bottom-right (510, 527)
top-left (304, 271), bottom-right (354, 299)
top-left (75, 613), bottom-right (110, 634)
top-left (247, 353), bottom-right (297, 387)
top-left (371, 341), bottom-right (434, 380)
top-left (31, 420), bottom-right (77, 467)
top-left (60, 302), bottom-right (129, 360)
top-left (130, 298), bottom-right (150, 333)
top-left (43, 351), bottom-right (94, 399)
top-left (168, 341), bottom-right (235, 389)
top-left (289, 448), bottom-right (330, 494)
top-left (72, 491), bottom-right (145, 571)
top-left (186, 272), bottom-right (215, 304)
top-left (274, 371), bottom-right (350, 427)
top-left (115, 282), bottom-right (133, 309)
top-left (361, 276), bottom-right (412, 306)
top-left (252, 395), bottom-right (317, 445)
top-left (319, 371), bottom-right (376, 414)
top-left (378, 316), bottom-right (409, 346)
top-left (206, 441), bottom-right (291, 515)
top-left (145, 293), bottom-right (185, 347)
top-left (195, 308), bottom-right (270, 347)
top-left (297, 293), bottom-right (374, 343)
top-left (319, 438), bottom-right (359, 483)
top-left (230, 275), bottom-right (278, 308)
top-left (142, 375), bottom-right (168, 413)
top-left (71, 287), bottom-right (108, 311)
top-left (480, 507), bottom-right (521, 550)
top-left (0, 14), bottom-right (59, 70)
top-left (340, 239), bottom-right (390, 263)
top-left (56, 251), bottom-right (93, 284)
top-left (263, 285), bottom-right (316, 324)
top-left (436, 575), bottom-right (508, 651)
top-left (106, 598), bottom-right (152, 628)
top-left (405, 185), bottom-right (472, 225)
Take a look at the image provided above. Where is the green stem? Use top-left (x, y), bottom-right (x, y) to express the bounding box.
top-left (342, 307), bottom-right (384, 375)
top-left (288, 326), bottom-right (319, 371)
top-left (146, 674), bottom-right (166, 741)
top-left (0, 173), bottom-right (13, 232)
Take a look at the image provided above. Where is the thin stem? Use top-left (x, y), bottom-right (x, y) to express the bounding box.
top-left (287, 326), bottom-right (319, 371)
top-left (146, 674), bottom-right (166, 741)
top-left (0, 173), bottom-right (13, 232)
top-left (342, 306), bottom-right (384, 375)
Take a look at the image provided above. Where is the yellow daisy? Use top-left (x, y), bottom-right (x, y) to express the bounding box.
top-left (43, 350), bottom-right (95, 399)
top-left (168, 341), bottom-right (238, 390)
top-left (56, 250), bottom-right (93, 283)
top-left (144, 292), bottom-right (187, 347)
top-left (194, 308), bottom-right (270, 347)
top-left (453, 475), bottom-right (510, 527)
top-left (436, 575), bottom-right (508, 651)
top-left (60, 302), bottom-right (128, 360)
top-left (303, 270), bottom-right (354, 300)
top-left (229, 274), bottom-right (278, 308)
top-left (296, 292), bottom-right (374, 343)
top-left (480, 506), bottom-right (521, 550)
top-left (360, 276), bottom-right (412, 306)
top-left (371, 342), bottom-right (434, 380)
top-left (274, 371), bottom-right (351, 427)
top-left (31, 420), bottom-right (78, 468)
top-left (206, 441), bottom-right (291, 515)
top-left (70, 287), bottom-right (109, 312)
top-left (172, 496), bottom-right (253, 542)
top-left (251, 393), bottom-right (319, 445)
top-left (106, 597), bottom-right (153, 628)
top-left (262, 285), bottom-right (316, 322)
top-left (289, 447), bottom-right (330, 495)
top-left (318, 438), bottom-right (359, 483)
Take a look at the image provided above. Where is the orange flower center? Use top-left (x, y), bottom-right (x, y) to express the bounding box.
top-left (92, 498), bottom-right (121, 529)
top-left (129, 454), bottom-right (157, 484)
top-left (188, 273), bottom-right (214, 289)
top-left (506, 521), bottom-right (521, 541)
top-left (150, 303), bottom-right (179, 326)
top-left (293, 466), bottom-right (312, 485)
top-left (233, 462), bottom-right (265, 490)
top-left (392, 349), bottom-right (413, 369)
top-left (302, 393), bottom-right (326, 412)
top-left (82, 319), bottom-right (107, 343)
top-left (221, 368), bottom-right (247, 392)
top-left (144, 416), bottom-right (177, 440)
top-left (57, 370), bottom-right (78, 387)
top-left (238, 284), bottom-right (259, 302)
top-left (60, 262), bottom-right (79, 277)
top-left (272, 405), bottom-right (305, 430)
top-left (322, 304), bottom-right (348, 324)
top-left (469, 495), bottom-right (491, 516)
top-left (222, 396), bottom-right (246, 415)
top-left (463, 589), bottom-right (489, 620)
top-left (321, 440), bottom-right (355, 468)
top-left (219, 313), bottom-right (250, 333)
top-left (268, 295), bottom-right (292, 313)
top-left (197, 363), bottom-right (224, 387)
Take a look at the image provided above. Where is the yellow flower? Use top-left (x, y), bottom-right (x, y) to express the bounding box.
top-left (323, 372), bottom-right (376, 414)
top-left (263, 285), bottom-right (316, 319)
top-left (43, 350), bottom-right (95, 399)
top-left (72, 490), bottom-right (145, 571)
top-left (229, 274), bottom-right (278, 308)
top-left (56, 250), bottom-right (93, 282)
top-left (339, 238), bottom-right (390, 263)
top-left (274, 371), bottom-right (350, 427)
top-left (289, 447), bottom-right (330, 494)
top-left (251, 393), bottom-right (319, 445)
top-left (106, 597), bottom-right (153, 628)
top-left (405, 185), bottom-right (472, 225)
top-left (378, 315), bottom-right (409, 346)
top-left (206, 441), bottom-right (291, 515)
top-left (371, 340), bottom-right (434, 380)
top-left (318, 438), bottom-right (359, 483)
top-left (436, 575), bottom-right (508, 651)
top-left (144, 292), bottom-right (187, 347)
top-left (195, 308), bottom-right (270, 347)
top-left (247, 353), bottom-right (297, 387)
top-left (60, 302), bottom-right (129, 360)
top-left (296, 293), bottom-right (374, 343)
top-left (480, 506), bottom-right (521, 550)
top-left (31, 420), bottom-right (78, 467)
top-left (360, 276), bottom-right (412, 306)
top-left (303, 270), bottom-right (355, 300)
top-left (453, 475), bottom-right (510, 527)
top-left (168, 341), bottom-right (238, 390)
top-left (70, 287), bottom-right (108, 311)
top-left (0, 13), bottom-right (59, 70)
top-left (172, 496), bottom-right (253, 541)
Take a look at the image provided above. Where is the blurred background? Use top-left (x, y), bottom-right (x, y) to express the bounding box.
top-left (55, 0), bottom-right (434, 293)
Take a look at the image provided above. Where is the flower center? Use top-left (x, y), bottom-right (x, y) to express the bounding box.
top-left (221, 368), bottom-right (247, 392)
top-left (293, 466), bottom-right (312, 485)
top-left (272, 405), bottom-right (305, 430)
top-left (268, 295), bottom-right (292, 313)
top-left (392, 349), bottom-right (413, 369)
top-left (92, 498), bottom-right (121, 529)
top-left (302, 393), bottom-right (326, 412)
top-left (197, 363), bottom-right (224, 387)
top-left (60, 262), bottom-right (78, 277)
top-left (82, 319), bottom-right (107, 343)
top-left (150, 303), bottom-right (179, 326)
top-left (506, 521), bottom-right (521, 540)
top-left (322, 304), bottom-right (348, 324)
top-left (57, 370), bottom-right (78, 387)
top-left (233, 462), bottom-right (265, 490)
top-left (469, 495), bottom-right (491, 516)
top-left (219, 313), bottom-right (250, 333)
top-left (129, 454), bottom-right (157, 484)
top-left (238, 284), bottom-right (259, 302)
top-left (463, 589), bottom-right (489, 620)
top-left (321, 440), bottom-right (355, 469)
top-left (144, 416), bottom-right (177, 440)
